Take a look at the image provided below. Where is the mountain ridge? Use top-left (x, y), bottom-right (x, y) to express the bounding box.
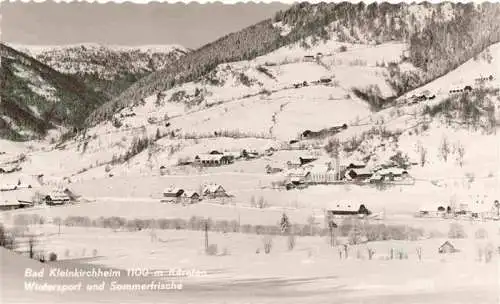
top-left (87, 2), bottom-right (500, 125)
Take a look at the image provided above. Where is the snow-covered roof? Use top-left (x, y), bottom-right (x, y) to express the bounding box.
top-left (183, 191), bottom-right (199, 198)
top-left (308, 164), bottom-right (334, 174)
top-left (418, 204), bottom-right (444, 212)
top-left (203, 184), bottom-right (225, 193)
top-left (326, 201), bottom-right (360, 212)
top-left (346, 168), bottom-right (372, 176)
top-left (163, 187), bottom-right (184, 195)
top-left (195, 154), bottom-right (225, 161)
top-left (375, 167), bottom-right (408, 176)
top-left (0, 184), bottom-right (19, 191)
top-left (286, 168), bottom-right (308, 177)
top-left (46, 191), bottom-right (70, 200)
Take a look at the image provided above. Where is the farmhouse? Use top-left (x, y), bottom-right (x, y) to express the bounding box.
top-left (0, 163), bottom-right (21, 174)
top-left (286, 160), bottom-right (302, 170)
top-left (202, 184), bottom-right (230, 199)
top-left (301, 124), bottom-right (347, 139)
top-left (344, 168), bottom-right (373, 181)
top-left (0, 184), bottom-right (20, 192)
top-left (370, 167), bottom-right (409, 182)
top-left (345, 161), bottom-right (366, 169)
top-left (299, 156), bottom-right (318, 166)
top-left (242, 149), bottom-right (259, 159)
top-left (320, 76), bottom-right (332, 83)
top-left (0, 199), bottom-right (31, 211)
top-left (44, 191), bottom-right (71, 206)
top-left (265, 164), bottom-right (283, 174)
top-left (183, 191), bottom-right (201, 204)
top-left (223, 151), bottom-right (242, 160)
top-left (418, 204), bottom-right (450, 217)
top-left (303, 55), bottom-right (315, 62)
top-left (161, 187), bottom-right (185, 203)
top-left (325, 202), bottom-right (371, 216)
top-left (194, 154), bottom-right (234, 166)
top-left (438, 241), bottom-right (458, 254)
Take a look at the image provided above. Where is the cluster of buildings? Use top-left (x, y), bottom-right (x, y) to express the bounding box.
top-left (161, 183), bottom-right (231, 204)
top-left (274, 156), bottom-right (411, 190)
top-left (0, 184), bottom-right (73, 211)
top-left (418, 196), bottom-right (500, 220)
top-left (474, 75), bottom-right (495, 85)
top-left (449, 85), bottom-right (474, 95)
top-left (185, 148), bottom-right (274, 168)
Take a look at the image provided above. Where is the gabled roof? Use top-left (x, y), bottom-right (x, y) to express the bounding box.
top-left (286, 168), bottom-right (309, 177)
top-left (183, 191), bottom-right (199, 198)
top-left (163, 187), bottom-right (184, 195)
top-left (376, 167), bottom-right (408, 176)
top-left (203, 184), bottom-right (225, 193)
top-left (46, 191), bottom-right (70, 200)
top-left (308, 164), bottom-right (334, 174)
top-left (346, 168), bottom-right (372, 176)
top-left (439, 241), bottom-right (456, 249)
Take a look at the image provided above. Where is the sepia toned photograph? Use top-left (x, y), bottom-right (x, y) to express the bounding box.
top-left (1, 1), bottom-right (500, 303)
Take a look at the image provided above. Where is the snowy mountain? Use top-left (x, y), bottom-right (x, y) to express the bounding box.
top-left (9, 43), bottom-right (188, 99)
top-left (89, 2), bottom-right (500, 123)
top-left (0, 43), bottom-right (107, 140)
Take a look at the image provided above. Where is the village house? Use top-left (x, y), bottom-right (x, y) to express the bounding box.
top-left (438, 241), bottom-right (458, 254)
top-left (0, 163), bottom-right (21, 174)
top-left (194, 154), bottom-right (234, 167)
top-left (0, 199), bottom-right (32, 211)
top-left (44, 191), bottom-right (71, 206)
top-left (325, 202), bottom-right (371, 217)
top-left (241, 149), bottom-right (259, 160)
top-left (265, 164), bottom-right (283, 174)
top-left (286, 160), bottom-right (301, 170)
top-left (370, 167), bottom-right (409, 182)
top-left (202, 184), bottom-right (230, 199)
top-left (345, 161), bottom-right (366, 169)
top-left (303, 55), bottom-right (315, 62)
top-left (320, 76), bottom-right (332, 83)
top-left (344, 168), bottom-right (373, 181)
top-left (299, 156), bottom-right (318, 166)
top-left (161, 187), bottom-right (185, 203)
top-left (183, 191), bottom-right (201, 204)
top-left (223, 151), bottom-right (242, 160)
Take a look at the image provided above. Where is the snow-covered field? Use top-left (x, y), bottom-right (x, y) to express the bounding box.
top-left (2, 219), bottom-right (499, 304)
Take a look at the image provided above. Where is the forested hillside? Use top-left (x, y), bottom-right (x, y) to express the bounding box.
top-left (0, 43), bottom-right (107, 140)
top-left (87, 2), bottom-right (500, 126)
top-left (15, 44), bottom-right (188, 100)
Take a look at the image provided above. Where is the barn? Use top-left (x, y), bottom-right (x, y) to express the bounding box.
top-left (194, 154), bottom-right (233, 166)
top-left (325, 202), bottom-right (371, 217)
top-left (161, 187), bottom-right (185, 203)
top-left (183, 191), bottom-right (201, 204)
top-left (44, 191), bottom-right (70, 206)
top-left (438, 241), bottom-right (458, 254)
top-left (202, 184), bottom-right (230, 199)
top-left (345, 168), bottom-right (373, 181)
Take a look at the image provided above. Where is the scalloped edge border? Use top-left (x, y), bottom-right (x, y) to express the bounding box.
top-left (4, 1), bottom-right (500, 4)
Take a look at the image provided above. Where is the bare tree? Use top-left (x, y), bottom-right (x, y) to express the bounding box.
top-left (367, 248), bottom-right (375, 260)
top-left (439, 136), bottom-right (450, 162)
top-left (417, 143), bottom-right (427, 167)
top-left (263, 236), bottom-right (273, 254)
top-left (455, 141), bottom-right (465, 167)
top-left (416, 247), bottom-right (422, 261)
top-left (287, 234), bottom-right (296, 251)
